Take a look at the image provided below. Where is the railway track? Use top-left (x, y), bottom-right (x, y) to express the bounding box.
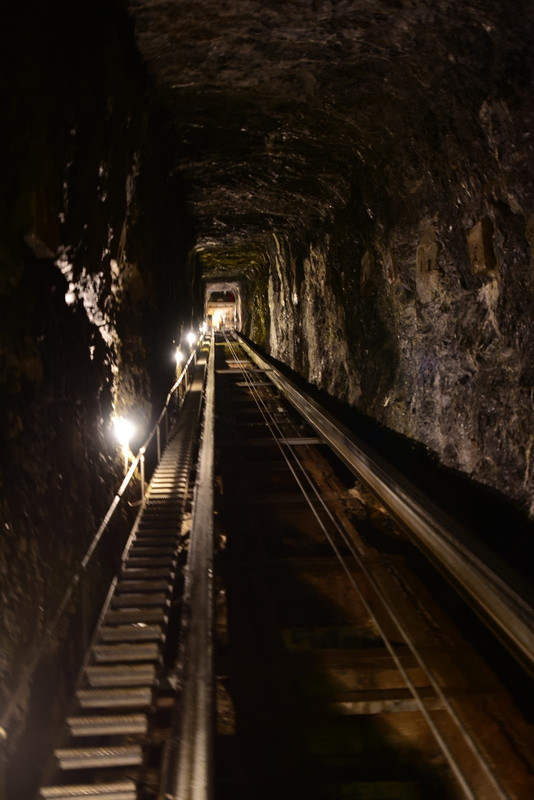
top-left (34, 330), bottom-right (533, 800)
top-left (213, 332), bottom-right (533, 800)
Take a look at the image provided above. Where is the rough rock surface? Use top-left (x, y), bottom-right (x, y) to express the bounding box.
top-left (3, 0), bottom-right (534, 795)
top-left (0, 2), bottom-right (193, 793)
top-left (129, 0), bottom-right (534, 512)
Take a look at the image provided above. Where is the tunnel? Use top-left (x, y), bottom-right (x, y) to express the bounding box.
top-left (1, 1), bottom-right (534, 798)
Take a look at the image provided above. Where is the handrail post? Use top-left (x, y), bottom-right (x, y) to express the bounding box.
top-left (140, 450), bottom-right (145, 504)
top-left (156, 423), bottom-right (161, 463)
top-left (81, 577), bottom-right (89, 654)
top-left (0, 727), bottom-right (6, 800)
top-left (164, 409), bottom-right (168, 444)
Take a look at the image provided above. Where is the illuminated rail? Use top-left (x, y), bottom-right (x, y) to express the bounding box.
top-left (236, 333), bottom-right (534, 674)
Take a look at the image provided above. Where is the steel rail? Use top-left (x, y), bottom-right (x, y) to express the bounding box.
top-left (160, 333), bottom-right (215, 800)
top-left (235, 334), bottom-right (534, 674)
top-left (0, 344), bottom-right (201, 743)
top-left (223, 333), bottom-right (507, 799)
top-left (228, 340), bottom-right (502, 795)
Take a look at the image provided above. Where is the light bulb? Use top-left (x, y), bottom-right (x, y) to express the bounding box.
top-left (113, 416), bottom-right (135, 446)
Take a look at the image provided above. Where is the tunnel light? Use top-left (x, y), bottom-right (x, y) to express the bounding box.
top-left (201, 321), bottom-right (207, 335)
top-left (175, 348), bottom-right (184, 365)
top-left (186, 331), bottom-right (197, 348)
top-left (113, 416), bottom-right (135, 474)
top-left (113, 416), bottom-right (135, 446)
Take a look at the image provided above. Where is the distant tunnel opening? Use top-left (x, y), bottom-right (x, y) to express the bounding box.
top-left (204, 279), bottom-right (242, 331)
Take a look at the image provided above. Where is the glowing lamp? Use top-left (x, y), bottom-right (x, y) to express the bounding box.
top-left (113, 416), bottom-right (135, 446)
top-left (201, 321), bottom-right (207, 334)
top-left (175, 348), bottom-right (184, 364)
top-left (186, 331), bottom-right (197, 347)
top-left (113, 417), bottom-right (136, 474)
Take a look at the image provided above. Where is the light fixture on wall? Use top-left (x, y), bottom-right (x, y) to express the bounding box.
top-left (186, 331), bottom-right (197, 347)
top-left (113, 416), bottom-right (135, 474)
top-left (175, 348), bottom-right (184, 365)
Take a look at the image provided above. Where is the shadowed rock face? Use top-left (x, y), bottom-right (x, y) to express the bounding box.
top-left (129, 0), bottom-right (534, 510)
top-left (0, 3), bottom-right (193, 794)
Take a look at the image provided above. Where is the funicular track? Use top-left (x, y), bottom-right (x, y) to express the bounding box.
top-left (213, 331), bottom-right (534, 800)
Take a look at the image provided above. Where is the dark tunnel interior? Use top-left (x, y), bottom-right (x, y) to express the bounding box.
top-left (1, 1), bottom-right (534, 797)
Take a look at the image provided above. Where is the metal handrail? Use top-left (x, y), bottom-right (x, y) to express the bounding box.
top-left (0, 342), bottom-right (201, 747)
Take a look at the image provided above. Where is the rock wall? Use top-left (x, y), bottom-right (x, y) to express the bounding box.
top-left (0, 2), bottom-right (192, 794)
top-left (257, 125), bottom-right (534, 516)
top-left (258, 186), bottom-right (534, 514)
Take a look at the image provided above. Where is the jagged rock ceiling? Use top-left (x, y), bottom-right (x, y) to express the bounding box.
top-left (129, 0), bottom-right (359, 250)
top-left (128, 0), bottom-right (531, 275)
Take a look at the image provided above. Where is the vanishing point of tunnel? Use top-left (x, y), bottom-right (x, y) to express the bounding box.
top-left (1, 1), bottom-right (534, 798)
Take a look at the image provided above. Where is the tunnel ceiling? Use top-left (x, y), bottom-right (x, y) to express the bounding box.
top-left (128, 0), bottom-right (526, 277)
